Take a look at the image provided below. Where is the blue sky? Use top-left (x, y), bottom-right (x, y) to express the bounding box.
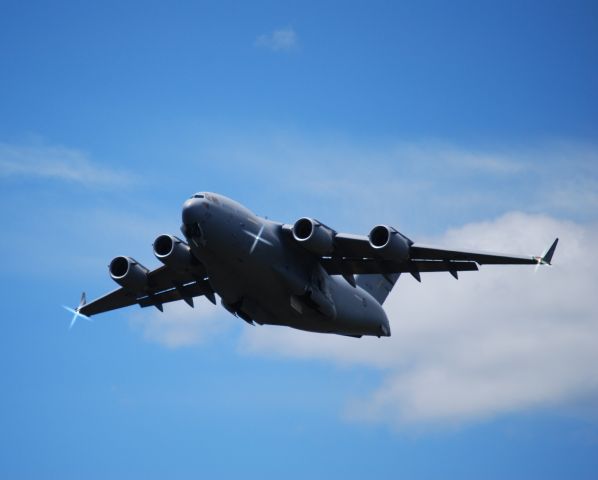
top-left (1, 1), bottom-right (598, 478)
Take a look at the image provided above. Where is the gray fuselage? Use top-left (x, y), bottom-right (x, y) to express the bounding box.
top-left (181, 192), bottom-right (390, 337)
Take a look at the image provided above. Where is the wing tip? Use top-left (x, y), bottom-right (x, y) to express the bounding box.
top-left (542, 238), bottom-right (559, 265)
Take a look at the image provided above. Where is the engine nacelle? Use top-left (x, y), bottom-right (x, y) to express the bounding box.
top-left (153, 234), bottom-right (194, 270)
top-left (292, 217), bottom-right (335, 255)
top-left (368, 225), bottom-right (411, 261)
top-left (109, 256), bottom-right (149, 291)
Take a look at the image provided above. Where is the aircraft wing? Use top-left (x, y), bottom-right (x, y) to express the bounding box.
top-left (79, 264), bottom-right (213, 317)
top-left (321, 257), bottom-right (479, 276)
top-left (317, 231), bottom-right (558, 279)
top-left (409, 243), bottom-right (557, 265)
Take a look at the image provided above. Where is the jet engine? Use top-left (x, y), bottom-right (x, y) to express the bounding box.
top-left (368, 225), bottom-right (411, 261)
top-left (292, 217), bottom-right (335, 255)
top-left (109, 256), bottom-right (149, 291)
top-left (153, 234), bottom-right (195, 271)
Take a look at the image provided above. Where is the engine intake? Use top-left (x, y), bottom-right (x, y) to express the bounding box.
top-left (368, 225), bottom-right (410, 261)
top-left (292, 217), bottom-right (335, 255)
top-left (153, 234), bottom-right (194, 270)
top-left (109, 256), bottom-right (149, 291)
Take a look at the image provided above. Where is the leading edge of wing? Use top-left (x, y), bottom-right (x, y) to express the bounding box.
top-left (410, 243), bottom-right (547, 265)
top-left (333, 233), bottom-right (374, 258)
top-left (78, 264), bottom-right (210, 317)
top-left (79, 279), bottom-right (213, 317)
top-left (287, 222), bottom-right (557, 267)
top-left (78, 287), bottom-right (138, 316)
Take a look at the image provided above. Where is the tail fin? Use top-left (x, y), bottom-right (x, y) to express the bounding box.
top-left (356, 273), bottom-right (400, 305)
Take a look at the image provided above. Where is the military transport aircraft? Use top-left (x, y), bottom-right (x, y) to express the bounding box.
top-left (65, 192), bottom-right (558, 337)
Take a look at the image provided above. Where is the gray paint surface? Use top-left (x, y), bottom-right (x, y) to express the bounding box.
top-left (72, 192), bottom-right (557, 338)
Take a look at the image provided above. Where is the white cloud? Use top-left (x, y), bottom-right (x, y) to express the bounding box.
top-left (39, 130), bottom-right (593, 426)
top-left (240, 213), bottom-right (598, 427)
top-left (198, 134), bottom-right (598, 230)
top-left (0, 142), bottom-right (133, 187)
top-left (255, 27), bottom-right (298, 52)
top-left (129, 299), bottom-right (231, 348)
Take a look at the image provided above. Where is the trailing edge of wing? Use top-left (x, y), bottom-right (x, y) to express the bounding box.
top-left (79, 279), bottom-right (213, 316)
top-left (77, 259), bottom-right (210, 316)
top-left (137, 280), bottom-right (213, 309)
top-left (322, 258), bottom-right (479, 276)
top-left (410, 244), bottom-right (541, 265)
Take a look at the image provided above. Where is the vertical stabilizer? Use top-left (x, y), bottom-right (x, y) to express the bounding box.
top-left (356, 273), bottom-right (400, 305)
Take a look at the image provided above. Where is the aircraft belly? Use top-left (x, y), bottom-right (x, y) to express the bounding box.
top-left (248, 275), bottom-right (388, 337)
top-left (191, 215), bottom-right (389, 337)
top-left (201, 254), bottom-right (389, 336)
top-left (327, 277), bottom-right (390, 336)
top-left (200, 251), bottom-right (289, 321)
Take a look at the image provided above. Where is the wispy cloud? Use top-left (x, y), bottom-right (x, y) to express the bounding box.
top-left (197, 134), bottom-right (598, 230)
top-left (117, 203), bottom-right (598, 427)
top-left (240, 213), bottom-right (598, 427)
top-left (0, 142), bottom-right (134, 187)
top-left (37, 130), bottom-right (594, 427)
top-left (255, 27), bottom-right (298, 52)
top-left (129, 300), bottom-right (230, 348)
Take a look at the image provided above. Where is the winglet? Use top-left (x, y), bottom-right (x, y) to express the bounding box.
top-left (541, 238), bottom-right (558, 265)
top-left (63, 292), bottom-right (92, 329)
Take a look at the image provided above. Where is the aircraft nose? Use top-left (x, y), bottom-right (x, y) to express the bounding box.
top-left (182, 197), bottom-right (203, 225)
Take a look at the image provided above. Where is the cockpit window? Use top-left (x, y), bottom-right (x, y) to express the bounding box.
top-left (192, 194), bottom-right (204, 199)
